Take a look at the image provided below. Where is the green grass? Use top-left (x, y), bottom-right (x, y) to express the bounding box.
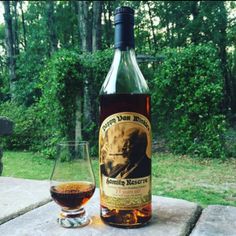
top-left (2, 151), bottom-right (236, 207)
top-left (2, 151), bottom-right (100, 181)
top-left (152, 153), bottom-right (236, 207)
top-left (3, 151), bottom-right (54, 180)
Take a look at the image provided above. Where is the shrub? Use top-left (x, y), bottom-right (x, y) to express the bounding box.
top-left (153, 44), bottom-right (227, 158)
top-left (0, 49), bottom-right (114, 157)
top-left (0, 101), bottom-right (44, 151)
top-left (38, 49), bottom-right (113, 158)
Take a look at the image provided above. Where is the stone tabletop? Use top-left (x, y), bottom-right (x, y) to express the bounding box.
top-left (0, 177), bottom-right (50, 224)
top-left (190, 205), bottom-right (236, 236)
top-left (0, 177), bottom-right (236, 236)
top-left (0, 177), bottom-right (201, 236)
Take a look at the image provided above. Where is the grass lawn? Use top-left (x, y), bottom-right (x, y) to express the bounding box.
top-left (2, 151), bottom-right (236, 207)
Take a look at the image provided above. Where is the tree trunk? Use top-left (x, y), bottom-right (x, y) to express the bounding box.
top-left (166, 11), bottom-right (170, 45)
top-left (76, 1), bottom-right (93, 140)
top-left (3, 1), bottom-right (16, 98)
top-left (69, 1), bottom-right (75, 46)
top-left (72, 1), bottom-right (80, 45)
top-left (190, 1), bottom-right (200, 44)
top-left (19, 0), bottom-right (27, 49)
top-left (77, 1), bottom-right (92, 120)
top-left (147, 2), bottom-right (157, 53)
top-left (108, 2), bottom-right (112, 47)
top-left (46, 1), bottom-right (58, 55)
top-left (103, 3), bottom-right (108, 46)
top-left (217, 2), bottom-right (232, 113)
top-left (92, 1), bottom-right (102, 52)
top-left (75, 94), bottom-right (82, 142)
top-left (77, 1), bottom-right (91, 52)
top-left (0, 58), bottom-right (5, 74)
top-left (13, 0), bottom-right (19, 55)
top-left (231, 52), bottom-right (236, 113)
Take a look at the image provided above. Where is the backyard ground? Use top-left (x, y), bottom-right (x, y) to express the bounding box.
top-left (2, 151), bottom-right (236, 207)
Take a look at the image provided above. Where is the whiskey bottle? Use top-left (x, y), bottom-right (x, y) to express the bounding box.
top-left (99, 6), bottom-right (152, 228)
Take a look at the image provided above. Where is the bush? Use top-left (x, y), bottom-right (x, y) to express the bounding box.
top-left (153, 44), bottom-right (227, 158)
top-left (38, 49), bottom-right (113, 158)
top-left (0, 101), bottom-right (44, 151)
top-left (0, 49), bottom-right (114, 157)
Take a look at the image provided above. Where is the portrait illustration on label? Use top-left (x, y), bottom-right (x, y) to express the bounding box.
top-left (100, 120), bottom-right (151, 179)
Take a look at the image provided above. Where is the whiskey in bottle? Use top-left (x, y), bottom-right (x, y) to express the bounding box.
top-left (99, 6), bottom-right (152, 228)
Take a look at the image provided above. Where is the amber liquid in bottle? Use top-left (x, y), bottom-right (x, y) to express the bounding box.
top-left (99, 94), bottom-right (151, 227)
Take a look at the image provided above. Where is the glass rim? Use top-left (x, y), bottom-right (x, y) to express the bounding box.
top-left (57, 141), bottom-right (89, 146)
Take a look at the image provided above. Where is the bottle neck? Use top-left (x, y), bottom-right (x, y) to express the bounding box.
top-left (113, 47), bottom-right (137, 65)
top-left (114, 21), bottom-right (134, 50)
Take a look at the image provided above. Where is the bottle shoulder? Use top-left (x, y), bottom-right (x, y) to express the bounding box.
top-left (100, 49), bottom-right (149, 95)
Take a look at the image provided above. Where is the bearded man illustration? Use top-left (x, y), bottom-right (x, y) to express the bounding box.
top-left (100, 124), bottom-right (151, 179)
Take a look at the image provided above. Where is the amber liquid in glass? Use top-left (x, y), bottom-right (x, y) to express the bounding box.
top-left (99, 93), bottom-right (151, 228)
top-left (50, 182), bottom-right (95, 210)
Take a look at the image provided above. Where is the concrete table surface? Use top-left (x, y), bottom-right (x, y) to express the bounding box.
top-left (190, 205), bottom-right (236, 236)
top-left (0, 180), bottom-right (202, 236)
top-left (0, 177), bottom-right (51, 224)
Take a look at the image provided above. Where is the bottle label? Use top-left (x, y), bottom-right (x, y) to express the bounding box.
top-left (99, 112), bottom-right (151, 210)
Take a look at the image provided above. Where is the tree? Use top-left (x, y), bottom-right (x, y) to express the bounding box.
top-left (103, 1), bottom-right (113, 48)
top-left (19, 0), bottom-right (27, 49)
top-left (76, 1), bottom-right (90, 141)
top-left (54, 1), bottom-right (78, 48)
top-left (46, 1), bottom-right (57, 55)
top-left (147, 1), bottom-right (158, 53)
top-left (12, 0), bottom-right (19, 55)
top-left (77, 1), bottom-right (91, 52)
top-left (154, 44), bottom-right (227, 158)
top-left (189, 1), bottom-right (201, 44)
top-left (3, 1), bottom-right (16, 98)
top-left (227, 1), bottom-right (236, 114)
top-left (14, 1), bottom-right (51, 105)
top-left (76, 1), bottom-right (104, 141)
top-left (92, 1), bottom-right (102, 52)
top-left (151, 1), bottom-right (233, 112)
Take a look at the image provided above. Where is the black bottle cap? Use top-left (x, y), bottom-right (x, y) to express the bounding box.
top-left (115, 6), bottom-right (134, 15)
top-left (114, 6), bottom-right (134, 50)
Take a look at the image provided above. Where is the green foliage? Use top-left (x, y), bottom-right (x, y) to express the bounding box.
top-left (0, 24), bottom-right (5, 48)
top-left (1, 1), bottom-right (234, 160)
top-left (0, 69), bottom-right (9, 101)
top-left (54, 1), bottom-right (78, 48)
top-left (13, 1), bottom-right (51, 106)
top-left (81, 50), bottom-right (113, 155)
top-left (153, 44), bottom-right (227, 158)
top-left (0, 101), bottom-right (43, 151)
top-left (38, 49), bottom-right (113, 158)
top-left (152, 1), bottom-right (227, 48)
top-left (15, 50), bottom-right (46, 106)
top-left (37, 49), bottom-right (81, 158)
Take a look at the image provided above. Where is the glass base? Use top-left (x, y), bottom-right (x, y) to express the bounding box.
top-left (57, 208), bottom-right (91, 228)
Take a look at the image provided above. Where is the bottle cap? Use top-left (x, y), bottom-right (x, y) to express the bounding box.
top-left (115, 6), bottom-right (134, 15)
top-left (114, 6), bottom-right (134, 49)
top-left (114, 6), bottom-right (134, 25)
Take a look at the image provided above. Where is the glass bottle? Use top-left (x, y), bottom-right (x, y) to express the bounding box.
top-left (99, 6), bottom-right (152, 228)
